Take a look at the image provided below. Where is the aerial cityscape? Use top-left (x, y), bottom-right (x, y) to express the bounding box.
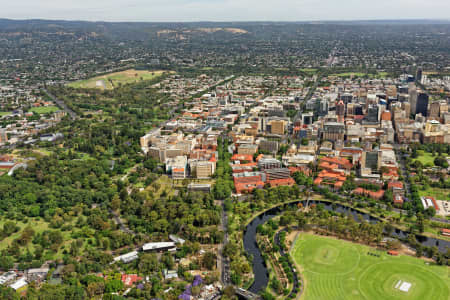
top-left (0, 3), bottom-right (449, 300)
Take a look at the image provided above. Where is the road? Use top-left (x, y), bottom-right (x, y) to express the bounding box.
top-left (109, 209), bottom-right (135, 235)
top-left (43, 89), bottom-right (78, 120)
top-left (304, 72), bottom-right (322, 102)
top-left (394, 143), bottom-right (411, 196)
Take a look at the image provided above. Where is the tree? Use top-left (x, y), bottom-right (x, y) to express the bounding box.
top-left (270, 277), bottom-right (282, 294)
top-left (434, 156), bottom-right (449, 168)
top-left (2, 221), bottom-right (18, 237)
top-left (223, 286), bottom-right (236, 298)
top-left (202, 252), bottom-right (217, 270)
top-left (87, 282), bottom-right (105, 298)
top-left (191, 285), bottom-right (201, 296)
top-left (0, 285), bottom-right (19, 299)
top-left (424, 206), bottom-right (436, 219)
top-left (416, 245), bottom-right (423, 257)
top-left (384, 223), bottom-right (394, 236)
top-left (0, 256), bottom-right (13, 270)
top-left (110, 195), bottom-right (121, 211)
top-left (105, 279), bottom-right (124, 293)
top-left (223, 242), bottom-right (238, 258)
top-left (430, 246), bottom-right (439, 259)
top-left (17, 226), bottom-right (35, 246)
top-left (415, 213), bottom-right (425, 233)
top-left (386, 240), bottom-right (401, 250)
top-left (138, 253), bottom-right (159, 274)
top-left (34, 244), bottom-right (44, 260)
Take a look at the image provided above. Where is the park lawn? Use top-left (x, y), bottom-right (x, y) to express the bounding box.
top-left (146, 175), bottom-right (176, 198)
top-left (0, 111), bottom-right (11, 117)
top-left (300, 68), bottom-right (318, 73)
top-left (412, 150), bottom-right (448, 167)
top-left (292, 233), bottom-right (449, 300)
top-left (80, 153), bottom-right (94, 160)
top-left (34, 148), bottom-right (53, 156)
top-left (11, 148), bottom-right (52, 161)
top-left (413, 150), bottom-right (436, 166)
top-left (376, 71), bottom-right (389, 77)
top-left (172, 178), bottom-right (216, 188)
top-left (134, 182), bottom-right (145, 189)
top-left (67, 69), bottom-right (168, 90)
top-left (29, 106), bottom-right (60, 114)
top-left (418, 186), bottom-right (450, 201)
top-left (0, 218), bottom-right (78, 260)
top-left (331, 72), bottom-right (367, 77)
top-left (0, 218), bottom-right (50, 254)
top-left (330, 71), bottom-right (389, 78)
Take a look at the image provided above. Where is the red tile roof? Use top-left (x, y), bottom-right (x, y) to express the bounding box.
top-left (235, 181), bottom-right (265, 194)
top-left (269, 178), bottom-right (296, 187)
top-left (231, 154), bottom-right (253, 162)
top-left (320, 157), bottom-right (353, 170)
top-left (122, 274), bottom-right (142, 286)
top-left (334, 181), bottom-right (344, 188)
top-left (352, 188), bottom-right (385, 200)
top-left (388, 181), bottom-right (403, 190)
top-left (383, 170), bottom-right (399, 179)
top-left (289, 166), bottom-right (311, 176)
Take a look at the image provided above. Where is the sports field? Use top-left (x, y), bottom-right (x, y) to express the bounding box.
top-left (29, 106), bottom-right (60, 114)
top-left (291, 233), bottom-right (449, 300)
top-left (67, 69), bottom-right (167, 89)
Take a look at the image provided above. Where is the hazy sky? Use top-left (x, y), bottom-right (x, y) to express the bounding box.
top-left (2, 0), bottom-right (450, 22)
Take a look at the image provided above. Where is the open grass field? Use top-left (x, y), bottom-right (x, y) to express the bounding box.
top-left (330, 71), bottom-right (389, 78)
top-left (299, 68), bottom-right (318, 73)
top-left (0, 111), bottom-right (11, 117)
top-left (418, 186), bottom-right (450, 201)
top-left (0, 218), bottom-right (75, 260)
top-left (29, 106), bottom-right (59, 114)
top-left (413, 150), bottom-right (436, 166)
top-left (330, 72), bottom-right (366, 77)
top-left (145, 175), bottom-right (176, 198)
top-left (291, 233), bottom-right (449, 300)
top-left (412, 150), bottom-right (448, 167)
top-left (67, 69), bottom-right (167, 89)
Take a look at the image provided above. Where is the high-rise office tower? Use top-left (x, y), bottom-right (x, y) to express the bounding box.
top-left (416, 67), bottom-right (423, 83)
top-left (429, 101), bottom-right (440, 118)
top-left (366, 105), bottom-right (379, 123)
top-left (408, 84), bottom-right (417, 117)
top-left (416, 93), bottom-right (429, 117)
top-left (336, 100), bottom-right (345, 122)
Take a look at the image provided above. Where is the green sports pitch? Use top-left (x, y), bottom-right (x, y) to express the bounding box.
top-left (291, 233), bottom-right (449, 300)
